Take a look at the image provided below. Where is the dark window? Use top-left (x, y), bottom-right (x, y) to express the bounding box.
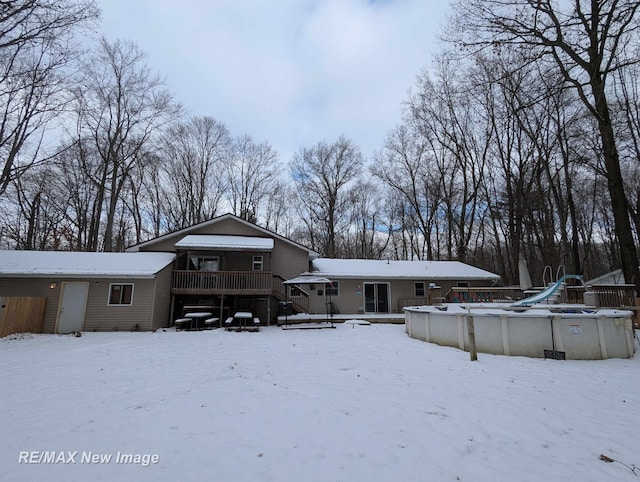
top-left (109, 284), bottom-right (134, 305)
top-left (415, 282), bottom-right (425, 297)
top-left (188, 256), bottom-right (219, 271)
top-left (326, 281), bottom-right (339, 297)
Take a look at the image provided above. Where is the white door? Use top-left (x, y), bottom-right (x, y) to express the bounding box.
top-left (56, 282), bottom-right (89, 333)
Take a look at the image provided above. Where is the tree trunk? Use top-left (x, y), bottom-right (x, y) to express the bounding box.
top-left (593, 78), bottom-right (640, 292)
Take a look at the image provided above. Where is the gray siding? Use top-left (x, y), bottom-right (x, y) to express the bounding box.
top-left (271, 238), bottom-right (309, 279)
top-left (139, 217), bottom-right (279, 253)
top-left (83, 279), bottom-right (156, 332)
top-left (307, 278), bottom-right (496, 314)
top-left (0, 275), bottom-right (166, 333)
top-left (137, 216), bottom-right (310, 282)
top-left (151, 263), bottom-right (173, 330)
top-left (0, 279), bottom-right (61, 333)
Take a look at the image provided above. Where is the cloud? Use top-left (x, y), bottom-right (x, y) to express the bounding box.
top-left (98, 0), bottom-right (450, 162)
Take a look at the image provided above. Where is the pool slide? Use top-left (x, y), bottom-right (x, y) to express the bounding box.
top-left (512, 274), bottom-right (583, 307)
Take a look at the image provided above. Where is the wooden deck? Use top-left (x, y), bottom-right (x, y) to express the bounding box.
top-left (171, 271), bottom-right (309, 313)
top-left (172, 270), bottom-right (272, 295)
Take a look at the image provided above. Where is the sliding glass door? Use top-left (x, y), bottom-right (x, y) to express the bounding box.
top-left (363, 282), bottom-right (390, 313)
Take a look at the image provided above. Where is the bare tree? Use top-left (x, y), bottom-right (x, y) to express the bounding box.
top-left (290, 136), bottom-right (363, 257)
top-left (0, 0), bottom-right (98, 196)
top-left (226, 135), bottom-right (279, 224)
top-left (56, 139), bottom-right (102, 250)
top-left (614, 61), bottom-right (640, 244)
top-left (373, 124), bottom-right (439, 260)
top-left (162, 116), bottom-right (231, 230)
top-left (342, 180), bottom-right (390, 259)
top-left (450, 0), bottom-right (640, 290)
top-left (262, 179), bottom-right (297, 237)
top-left (73, 37), bottom-right (181, 251)
top-left (7, 163), bottom-right (69, 250)
top-left (410, 61), bottom-right (490, 262)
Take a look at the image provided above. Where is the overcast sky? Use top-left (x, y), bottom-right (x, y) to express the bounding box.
top-left (97, 0), bottom-right (451, 163)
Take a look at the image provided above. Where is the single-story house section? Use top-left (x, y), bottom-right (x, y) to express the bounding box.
top-left (0, 251), bottom-right (175, 333)
top-left (303, 258), bottom-right (501, 315)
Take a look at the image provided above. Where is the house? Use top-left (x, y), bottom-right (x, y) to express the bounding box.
top-left (126, 213), bottom-right (319, 324)
top-left (0, 251), bottom-right (175, 333)
top-left (0, 214), bottom-right (503, 334)
top-left (301, 258), bottom-right (501, 315)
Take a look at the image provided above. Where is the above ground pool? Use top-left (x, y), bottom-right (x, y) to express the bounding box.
top-left (404, 304), bottom-right (637, 360)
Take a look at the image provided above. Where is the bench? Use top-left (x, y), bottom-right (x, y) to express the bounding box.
top-left (204, 317), bottom-right (219, 329)
top-left (174, 318), bottom-right (190, 330)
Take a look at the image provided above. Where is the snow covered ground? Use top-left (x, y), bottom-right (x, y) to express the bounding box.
top-left (1, 323), bottom-right (639, 481)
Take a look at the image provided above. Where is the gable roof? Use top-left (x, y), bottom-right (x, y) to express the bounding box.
top-left (310, 258), bottom-right (500, 281)
top-left (126, 213), bottom-right (317, 257)
top-left (0, 251), bottom-right (176, 279)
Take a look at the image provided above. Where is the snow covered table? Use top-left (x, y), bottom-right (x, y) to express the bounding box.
top-left (183, 312), bottom-right (213, 330)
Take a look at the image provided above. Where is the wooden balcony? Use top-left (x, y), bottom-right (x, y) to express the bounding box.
top-left (172, 270), bottom-right (273, 295)
top-left (171, 270), bottom-right (311, 314)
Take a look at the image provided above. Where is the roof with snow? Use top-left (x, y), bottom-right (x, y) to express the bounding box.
top-left (310, 258), bottom-right (500, 281)
top-left (126, 213), bottom-right (318, 257)
top-left (0, 251), bottom-right (176, 279)
top-left (175, 235), bottom-right (274, 251)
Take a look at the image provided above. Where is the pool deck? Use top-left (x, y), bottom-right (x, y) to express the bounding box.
top-left (276, 313), bottom-right (405, 326)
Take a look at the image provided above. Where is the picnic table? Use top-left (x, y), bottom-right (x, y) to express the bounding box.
top-left (225, 312), bottom-right (260, 332)
top-left (184, 311), bottom-right (213, 330)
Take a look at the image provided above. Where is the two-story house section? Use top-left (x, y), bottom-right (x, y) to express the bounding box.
top-left (126, 214), bottom-right (318, 325)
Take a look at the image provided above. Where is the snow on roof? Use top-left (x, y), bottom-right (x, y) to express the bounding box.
top-left (283, 275), bottom-right (333, 285)
top-left (0, 251), bottom-right (176, 278)
top-left (175, 235), bottom-right (274, 251)
top-left (126, 213), bottom-right (318, 257)
top-left (311, 258), bottom-right (500, 280)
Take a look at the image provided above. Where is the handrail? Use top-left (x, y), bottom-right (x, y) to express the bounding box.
top-left (172, 270), bottom-right (272, 294)
top-left (542, 265), bottom-right (552, 286)
top-left (272, 274), bottom-right (310, 297)
top-left (271, 274), bottom-right (309, 313)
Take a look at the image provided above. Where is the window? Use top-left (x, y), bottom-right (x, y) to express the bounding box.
top-left (415, 282), bottom-right (426, 297)
top-left (109, 283), bottom-right (134, 305)
top-left (289, 286), bottom-right (303, 297)
top-left (325, 281), bottom-right (339, 297)
top-left (188, 256), bottom-right (219, 271)
top-left (252, 255), bottom-right (263, 271)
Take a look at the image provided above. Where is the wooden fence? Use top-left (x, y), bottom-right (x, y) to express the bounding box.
top-left (0, 296), bottom-right (47, 337)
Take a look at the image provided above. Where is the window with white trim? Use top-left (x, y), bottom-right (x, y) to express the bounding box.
top-left (252, 255), bottom-right (264, 271)
top-left (108, 283), bottom-right (134, 305)
top-left (325, 281), bottom-right (339, 297)
top-left (415, 282), bottom-right (426, 297)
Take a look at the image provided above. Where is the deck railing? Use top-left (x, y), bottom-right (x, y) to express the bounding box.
top-left (589, 284), bottom-right (637, 308)
top-left (446, 287), bottom-right (524, 303)
top-left (172, 270), bottom-right (272, 295)
top-left (446, 286), bottom-right (586, 304)
top-left (272, 275), bottom-right (309, 313)
top-left (171, 271), bottom-right (311, 313)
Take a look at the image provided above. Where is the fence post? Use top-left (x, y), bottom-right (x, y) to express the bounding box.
top-left (467, 309), bottom-right (477, 361)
